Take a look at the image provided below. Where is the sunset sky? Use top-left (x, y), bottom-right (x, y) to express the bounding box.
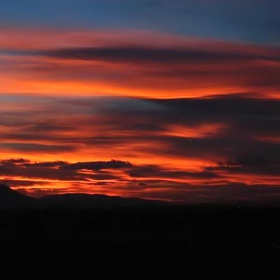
top-left (1, 0), bottom-right (280, 203)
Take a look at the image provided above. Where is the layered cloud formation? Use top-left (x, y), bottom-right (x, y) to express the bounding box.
top-left (0, 27), bottom-right (280, 203)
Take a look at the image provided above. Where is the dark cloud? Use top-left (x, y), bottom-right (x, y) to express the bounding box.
top-left (127, 164), bottom-right (219, 179)
top-left (148, 134), bottom-right (280, 165)
top-left (0, 158), bottom-right (222, 192)
top-left (1, 143), bottom-right (76, 152)
top-left (28, 39), bottom-right (280, 93)
top-left (87, 172), bottom-right (122, 181)
top-left (39, 46), bottom-right (280, 64)
top-left (0, 179), bottom-right (48, 187)
top-left (131, 95), bottom-right (280, 134)
top-left (61, 160), bottom-right (133, 171)
top-left (23, 161), bottom-right (67, 168)
top-left (0, 160), bottom-right (83, 181)
top-left (207, 155), bottom-right (280, 176)
top-left (27, 122), bottom-right (73, 132)
top-left (0, 158), bottom-right (30, 165)
top-left (157, 94), bottom-right (280, 117)
top-left (84, 95), bottom-right (280, 137)
top-left (135, 95), bottom-right (280, 140)
top-left (0, 159), bottom-right (135, 183)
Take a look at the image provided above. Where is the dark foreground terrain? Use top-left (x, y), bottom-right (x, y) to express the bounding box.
top-left (1, 205), bottom-right (280, 275)
top-left (1, 184), bottom-right (280, 275)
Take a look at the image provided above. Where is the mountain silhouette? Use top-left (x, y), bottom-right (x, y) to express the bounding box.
top-left (0, 184), bottom-right (36, 209)
top-left (0, 185), bottom-right (168, 210)
top-left (39, 193), bottom-right (168, 209)
top-left (0, 184), bottom-right (277, 274)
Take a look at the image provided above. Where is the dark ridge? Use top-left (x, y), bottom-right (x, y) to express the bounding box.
top-left (38, 192), bottom-right (169, 210)
top-left (1, 184), bottom-right (280, 274)
top-left (1, 184), bottom-right (280, 211)
top-left (0, 184), bottom-right (36, 209)
top-left (0, 185), bottom-right (170, 210)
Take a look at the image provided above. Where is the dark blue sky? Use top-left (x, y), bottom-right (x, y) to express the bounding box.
top-left (1, 0), bottom-right (279, 44)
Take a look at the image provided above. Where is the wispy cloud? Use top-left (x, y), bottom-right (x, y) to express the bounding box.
top-left (0, 27), bottom-right (279, 97)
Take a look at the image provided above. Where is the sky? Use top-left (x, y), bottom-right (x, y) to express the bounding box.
top-left (0, 0), bottom-right (280, 204)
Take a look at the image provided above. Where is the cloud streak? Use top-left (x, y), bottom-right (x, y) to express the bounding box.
top-left (0, 27), bottom-right (280, 98)
top-left (39, 45), bottom-right (280, 63)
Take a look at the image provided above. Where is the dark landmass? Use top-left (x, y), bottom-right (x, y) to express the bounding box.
top-left (0, 184), bottom-right (169, 210)
top-left (1, 184), bottom-right (280, 275)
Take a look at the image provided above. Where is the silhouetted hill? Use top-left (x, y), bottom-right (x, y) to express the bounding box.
top-left (38, 193), bottom-right (169, 209)
top-left (0, 184), bottom-right (36, 209)
top-left (2, 184), bottom-right (280, 211)
top-left (0, 185), bottom-right (169, 210)
top-left (1, 184), bottom-right (280, 274)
